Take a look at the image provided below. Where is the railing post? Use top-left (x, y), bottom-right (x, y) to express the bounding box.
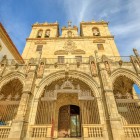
top-left (47, 125), bottom-right (52, 138)
top-left (83, 125), bottom-right (88, 138)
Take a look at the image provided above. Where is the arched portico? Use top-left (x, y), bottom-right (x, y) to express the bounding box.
top-left (29, 70), bottom-right (105, 138)
top-left (0, 72), bottom-right (25, 90)
top-left (111, 68), bottom-right (140, 127)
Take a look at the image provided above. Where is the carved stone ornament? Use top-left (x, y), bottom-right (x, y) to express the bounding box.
top-left (35, 41), bottom-right (47, 45)
top-left (63, 40), bottom-right (77, 53)
top-left (60, 80), bottom-right (74, 89)
top-left (93, 39), bottom-right (105, 43)
top-left (71, 49), bottom-right (85, 54)
top-left (54, 50), bottom-right (68, 55)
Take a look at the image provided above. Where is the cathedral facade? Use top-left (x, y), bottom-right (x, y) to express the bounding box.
top-left (0, 21), bottom-right (140, 140)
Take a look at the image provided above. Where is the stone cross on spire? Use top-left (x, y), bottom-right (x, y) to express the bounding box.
top-left (68, 21), bottom-right (72, 27)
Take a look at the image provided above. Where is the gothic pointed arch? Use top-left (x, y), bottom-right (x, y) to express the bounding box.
top-left (35, 70), bottom-right (100, 99)
top-left (111, 68), bottom-right (140, 125)
top-left (0, 78), bottom-right (23, 126)
top-left (111, 68), bottom-right (140, 88)
top-left (0, 71), bottom-right (25, 91)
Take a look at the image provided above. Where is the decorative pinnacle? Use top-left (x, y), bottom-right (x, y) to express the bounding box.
top-left (68, 21), bottom-right (72, 27)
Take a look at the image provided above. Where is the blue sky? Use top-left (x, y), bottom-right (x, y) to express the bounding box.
top-left (0, 0), bottom-right (140, 56)
top-left (0, 0), bottom-right (140, 94)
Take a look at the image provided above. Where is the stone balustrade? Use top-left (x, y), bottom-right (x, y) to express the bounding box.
top-left (30, 125), bottom-right (52, 138)
top-left (82, 124), bottom-right (103, 138)
top-left (0, 126), bottom-right (11, 139)
top-left (123, 125), bottom-right (140, 138)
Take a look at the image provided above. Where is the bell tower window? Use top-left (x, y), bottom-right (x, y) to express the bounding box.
top-left (92, 27), bottom-right (100, 36)
top-left (45, 29), bottom-right (50, 38)
top-left (36, 45), bottom-right (43, 52)
top-left (37, 30), bottom-right (43, 38)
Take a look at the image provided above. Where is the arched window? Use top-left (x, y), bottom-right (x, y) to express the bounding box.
top-left (37, 30), bottom-right (43, 38)
top-left (92, 27), bottom-right (100, 36)
top-left (67, 31), bottom-right (72, 37)
top-left (97, 44), bottom-right (104, 50)
top-left (45, 29), bottom-right (50, 38)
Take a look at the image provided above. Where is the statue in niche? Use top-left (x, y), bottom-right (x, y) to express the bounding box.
top-left (91, 61), bottom-right (97, 76)
top-left (104, 61), bottom-right (111, 74)
top-left (37, 62), bottom-right (45, 77)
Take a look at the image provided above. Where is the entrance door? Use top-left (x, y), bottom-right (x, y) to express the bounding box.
top-left (58, 105), bottom-right (81, 137)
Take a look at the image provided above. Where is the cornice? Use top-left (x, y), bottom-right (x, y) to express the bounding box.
top-left (26, 35), bottom-right (114, 41)
top-left (32, 23), bottom-right (59, 27)
top-left (80, 21), bottom-right (109, 26)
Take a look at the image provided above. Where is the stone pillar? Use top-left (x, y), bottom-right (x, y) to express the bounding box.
top-left (8, 91), bottom-right (31, 140)
top-left (96, 97), bottom-right (109, 140)
top-left (99, 63), bottom-right (124, 140)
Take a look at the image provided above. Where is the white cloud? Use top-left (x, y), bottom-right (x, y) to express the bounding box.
top-left (62, 0), bottom-right (140, 56)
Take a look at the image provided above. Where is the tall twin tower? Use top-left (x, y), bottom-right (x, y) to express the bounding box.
top-left (0, 20), bottom-right (140, 140)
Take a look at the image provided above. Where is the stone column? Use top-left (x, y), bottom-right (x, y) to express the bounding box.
top-left (96, 96), bottom-right (109, 140)
top-left (98, 63), bottom-right (124, 140)
top-left (8, 91), bottom-right (31, 140)
top-left (25, 98), bottom-right (39, 139)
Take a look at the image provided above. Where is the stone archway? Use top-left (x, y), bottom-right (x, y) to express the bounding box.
top-left (111, 72), bottom-right (140, 125)
top-left (0, 78), bottom-right (23, 126)
top-left (58, 105), bottom-right (81, 138)
top-left (29, 70), bottom-right (105, 139)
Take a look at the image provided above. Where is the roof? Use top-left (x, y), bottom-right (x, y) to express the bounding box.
top-left (0, 23), bottom-right (24, 63)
